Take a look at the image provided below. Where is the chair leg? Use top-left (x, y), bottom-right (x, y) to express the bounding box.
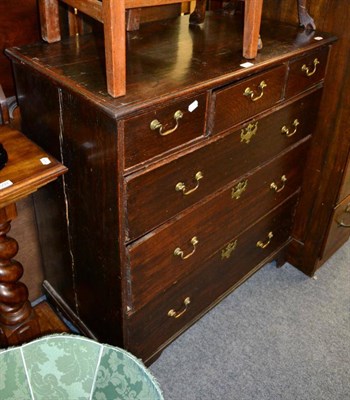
top-left (38, 0), bottom-right (61, 43)
top-left (189, 0), bottom-right (207, 24)
top-left (103, 0), bottom-right (126, 97)
top-left (297, 0), bottom-right (316, 30)
top-left (68, 7), bottom-right (80, 37)
top-left (126, 9), bottom-right (142, 31)
top-left (243, 0), bottom-right (264, 59)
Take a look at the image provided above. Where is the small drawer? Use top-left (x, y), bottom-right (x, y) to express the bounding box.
top-left (320, 194), bottom-right (350, 262)
top-left (126, 141), bottom-right (310, 312)
top-left (125, 195), bottom-right (297, 361)
top-left (211, 65), bottom-right (286, 135)
top-left (125, 89), bottom-right (322, 241)
top-left (285, 47), bottom-right (329, 98)
top-left (123, 93), bottom-right (207, 171)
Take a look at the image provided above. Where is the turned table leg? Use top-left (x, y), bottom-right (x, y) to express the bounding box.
top-left (0, 204), bottom-right (41, 346)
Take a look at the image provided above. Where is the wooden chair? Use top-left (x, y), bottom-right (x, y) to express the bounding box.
top-left (38, 0), bottom-right (264, 98)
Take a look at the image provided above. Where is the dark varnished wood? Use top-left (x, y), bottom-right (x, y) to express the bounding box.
top-left (12, 68), bottom-right (78, 309)
top-left (126, 89), bottom-right (322, 241)
top-left (189, 0), bottom-right (207, 25)
top-left (0, 204), bottom-right (39, 346)
top-left (127, 141), bottom-right (309, 312)
top-left (128, 3), bottom-right (181, 29)
top-left (263, 0), bottom-right (350, 275)
top-left (338, 156), bottom-right (350, 203)
top-left (6, 14), bottom-right (335, 117)
top-left (126, 195), bottom-right (297, 361)
top-left (34, 301), bottom-right (70, 335)
top-left (0, 0), bottom-right (40, 97)
top-left (11, 197), bottom-right (44, 301)
top-left (0, 127), bottom-right (67, 208)
top-left (211, 64), bottom-right (287, 135)
top-left (7, 13), bottom-right (336, 360)
top-left (123, 92), bottom-right (207, 171)
top-left (1, 299), bottom-right (71, 346)
top-left (318, 194), bottom-right (350, 264)
top-left (0, 85), bottom-right (10, 125)
top-left (58, 91), bottom-right (125, 345)
top-left (285, 46), bottom-right (329, 98)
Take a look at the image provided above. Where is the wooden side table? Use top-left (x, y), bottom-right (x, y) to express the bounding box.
top-left (0, 125), bottom-right (67, 346)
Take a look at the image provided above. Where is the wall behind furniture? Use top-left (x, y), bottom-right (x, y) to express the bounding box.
top-left (0, 0), bottom-right (40, 97)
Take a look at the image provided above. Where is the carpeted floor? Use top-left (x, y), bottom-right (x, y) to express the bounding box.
top-left (150, 241), bottom-right (350, 400)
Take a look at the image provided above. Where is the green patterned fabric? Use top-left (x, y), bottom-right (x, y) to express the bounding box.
top-left (0, 334), bottom-right (163, 400)
top-left (0, 348), bottom-right (32, 400)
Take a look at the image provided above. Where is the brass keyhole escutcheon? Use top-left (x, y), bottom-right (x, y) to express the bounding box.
top-left (221, 240), bottom-right (238, 260)
top-left (241, 122), bottom-right (258, 144)
top-left (231, 180), bottom-right (248, 200)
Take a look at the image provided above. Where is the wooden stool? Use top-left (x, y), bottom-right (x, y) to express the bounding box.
top-left (39, 0), bottom-right (266, 98)
top-left (39, 0), bottom-right (207, 98)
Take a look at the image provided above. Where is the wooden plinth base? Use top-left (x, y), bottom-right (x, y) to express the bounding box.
top-left (33, 301), bottom-right (70, 336)
top-left (0, 301), bottom-right (69, 347)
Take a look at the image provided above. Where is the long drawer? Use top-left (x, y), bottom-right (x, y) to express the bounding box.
top-left (126, 140), bottom-right (310, 311)
top-left (125, 89), bottom-right (322, 241)
top-left (125, 195), bottom-right (297, 361)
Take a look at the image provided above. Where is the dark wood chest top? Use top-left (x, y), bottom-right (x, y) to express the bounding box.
top-left (6, 13), bottom-right (336, 118)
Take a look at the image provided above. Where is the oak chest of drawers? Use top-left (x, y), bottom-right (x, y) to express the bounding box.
top-left (7, 13), bottom-right (336, 362)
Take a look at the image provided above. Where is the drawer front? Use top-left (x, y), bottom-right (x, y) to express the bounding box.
top-left (285, 47), bottom-right (329, 98)
top-left (320, 194), bottom-right (350, 262)
top-left (127, 141), bottom-right (310, 311)
top-left (125, 195), bottom-right (297, 360)
top-left (126, 89), bottom-right (322, 241)
top-left (211, 65), bottom-right (286, 135)
top-left (123, 93), bottom-right (207, 171)
top-left (338, 156), bottom-right (350, 202)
